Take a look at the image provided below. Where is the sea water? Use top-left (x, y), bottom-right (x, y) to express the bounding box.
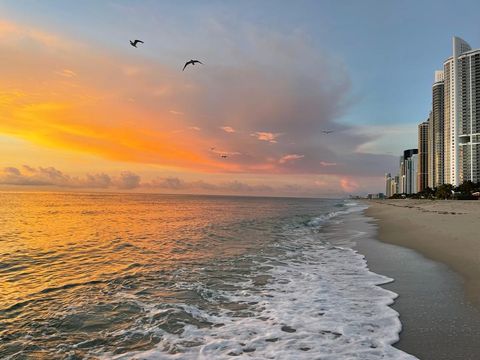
top-left (0, 193), bottom-right (416, 359)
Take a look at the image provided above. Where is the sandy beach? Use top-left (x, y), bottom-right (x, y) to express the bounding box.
top-left (358, 200), bottom-right (480, 359)
top-left (365, 199), bottom-right (480, 309)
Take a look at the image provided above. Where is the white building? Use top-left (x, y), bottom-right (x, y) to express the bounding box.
top-left (444, 37), bottom-right (480, 185)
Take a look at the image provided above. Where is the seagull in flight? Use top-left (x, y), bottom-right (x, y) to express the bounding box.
top-left (130, 39), bottom-right (144, 48)
top-left (183, 59), bottom-right (203, 71)
top-left (322, 130), bottom-right (334, 134)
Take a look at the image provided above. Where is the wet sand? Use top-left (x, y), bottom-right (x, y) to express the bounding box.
top-left (360, 200), bottom-right (480, 359)
top-left (365, 199), bottom-right (480, 309)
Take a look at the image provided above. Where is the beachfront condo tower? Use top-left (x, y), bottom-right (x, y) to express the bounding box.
top-left (443, 37), bottom-right (480, 185)
top-left (399, 149), bottom-right (418, 194)
top-left (429, 70), bottom-right (445, 187)
top-left (418, 120), bottom-right (429, 192)
top-left (385, 173), bottom-right (397, 197)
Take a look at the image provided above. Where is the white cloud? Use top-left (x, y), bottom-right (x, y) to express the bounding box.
top-left (250, 132), bottom-right (282, 143)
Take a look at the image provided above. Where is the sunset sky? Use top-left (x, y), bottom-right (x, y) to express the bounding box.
top-left (1, 0), bottom-right (480, 196)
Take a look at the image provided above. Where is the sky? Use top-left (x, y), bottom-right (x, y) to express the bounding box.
top-left (1, 0), bottom-right (480, 197)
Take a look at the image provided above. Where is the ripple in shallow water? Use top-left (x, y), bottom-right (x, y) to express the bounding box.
top-left (0, 194), bottom-right (415, 359)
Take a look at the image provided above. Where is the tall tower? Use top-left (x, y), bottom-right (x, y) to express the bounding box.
top-left (443, 36), bottom-right (479, 186)
top-left (385, 173), bottom-right (392, 197)
top-left (457, 43), bottom-right (480, 183)
top-left (400, 149), bottom-right (418, 194)
top-left (418, 120), bottom-right (429, 192)
top-left (430, 70), bottom-right (444, 187)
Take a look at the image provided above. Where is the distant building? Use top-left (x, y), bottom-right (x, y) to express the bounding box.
top-left (367, 193), bottom-right (385, 199)
top-left (429, 70), bottom-right (445, 187)
top-left (418, 120), bottom-right (429, 192)
top-left (385, 173), bottom-right (397, 198)
top-left (406, 154), bottom-right (418, 194)
top-left (399, 156), bottom-right (405, 193)
top-left (400, 149), bottom-right (418, 194)
top-left (385, 173), bottom-right (391, 197)
top-left (444, 37), bottom-right (480, 185)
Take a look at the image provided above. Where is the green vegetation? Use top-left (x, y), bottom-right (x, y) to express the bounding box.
top-left (389, 181), bottom-right (480, 200)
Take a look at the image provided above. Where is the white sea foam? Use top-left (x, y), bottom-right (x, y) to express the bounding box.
top-left (101, 203), bottom-right (416, 360)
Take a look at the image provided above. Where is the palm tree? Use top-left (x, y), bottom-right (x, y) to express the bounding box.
top-left (436, 184), bottom-right (454, 199)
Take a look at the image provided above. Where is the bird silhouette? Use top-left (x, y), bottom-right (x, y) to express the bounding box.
top-left (183, 59), bottom-right (203, 71)
top-left (322, 130), bottom-right (334, 134)
top-left (220, 154), bottom-right (228, 158)
top-left (130, 40), bottom-right (144, 48)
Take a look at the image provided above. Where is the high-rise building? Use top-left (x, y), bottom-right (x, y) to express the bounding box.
top-left (406, 154), bottom-right (418, 194)
top-left (418, 120), bottom-right (429, 192)
top-left (399, 155), bottom-right (405, 193)
top-left (385, 173), bottom-right (392, 197)
top-left (429, 70), bottom-right (445, 188)
top-left (444, 36), bottom-right (480, 185)
top-left (428, 111), bottom-right (433, 188)
top-left (400, 149), bottom-right (418, 194)
top-left (385, 173), bottom-right (398, 198)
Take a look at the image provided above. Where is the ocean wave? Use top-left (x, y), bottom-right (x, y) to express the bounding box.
top-left (100, 205), bottom-right (415, 360)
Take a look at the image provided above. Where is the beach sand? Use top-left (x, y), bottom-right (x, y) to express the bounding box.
top-left (365, 199), bottom-right (480, 309)
top-left (362, 199), bottom-right (480, 359)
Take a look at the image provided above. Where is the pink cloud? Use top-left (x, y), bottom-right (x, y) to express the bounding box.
top-left (169, 110), bottom-right (184, 116)
top-left (250, 132), bottom-right (282, 143)
top-left (55, 69), bottom-right (77, 78)
top-left (221, 126), bottom-right (236, 133)
top-left (340, 177), bottom-right (359, 193)
top-left (279, 154), bottom-right (304, 164)
top-left (320, 161), bottom-right (337, 167)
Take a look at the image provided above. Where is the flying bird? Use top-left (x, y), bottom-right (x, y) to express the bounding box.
top-left (183, 59), bottom-right (203, 71)
top-left (210, 147), bottom-right (216, 151)
top-left (130, 40), bottom-right (144, 48)
top-left (220, 154), bottom-right (228, 159)
top-left (322, 130), bottom-right (334, 134)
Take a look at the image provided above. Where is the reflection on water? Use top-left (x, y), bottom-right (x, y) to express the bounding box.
top-left (0, 192), bottom-right (331, 358)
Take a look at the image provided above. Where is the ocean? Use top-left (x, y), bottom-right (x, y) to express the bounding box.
top-left (0, 193), bottom-right (416, 359)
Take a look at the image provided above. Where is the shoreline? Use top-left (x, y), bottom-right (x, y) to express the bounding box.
top-left (358, 200), bottom-right (480, 359)
top-left (364, 199), bottom-right (480, 310)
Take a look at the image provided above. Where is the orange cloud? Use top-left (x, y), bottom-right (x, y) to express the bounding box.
top-left (169, 110), bottom-right (184, 115)
top-left (0, 20), bottom-right (243, 173)
top-left (56, 69), bottom-right (77, 78)
top-left (0, 19), bottom-right (74, 50)
top-left (1, 18), bottom-right (383, 180)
